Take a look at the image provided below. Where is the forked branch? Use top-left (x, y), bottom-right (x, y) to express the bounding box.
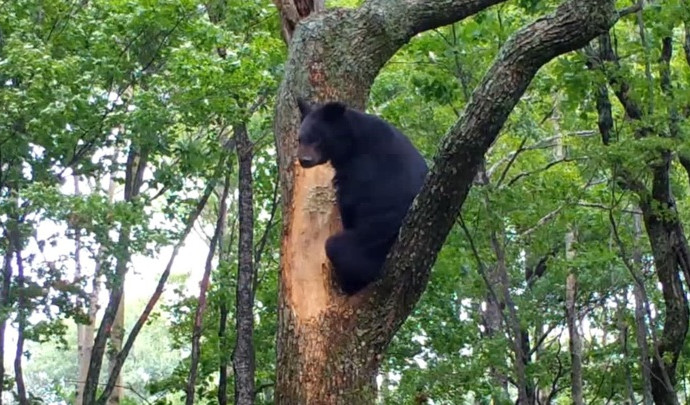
top-left (365, 0), bottom-right (619, 350)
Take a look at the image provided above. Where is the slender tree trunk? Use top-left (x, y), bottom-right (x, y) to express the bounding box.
top-left (76, 176), bottom-right (113, 404)
top-left (185, 173), bottom-right (229, 405)
top-left (556, 113), bottom-right (584, 404)
top-left (218, 302), bottom-right (230, 405)
top-left (272, 0), bottom-right (617, 402)
top-left (9, 227), bottom-right (28, 405)
top-left (107, 291), bottom-right (125, 405)
top-left (233, 123), bottom-right (257, 404)
top-left (0, 243), bottom-right (12, 405)
top-left (0, 182), bottom-right (19, 405)
top-left (475, 164), bottom-right (530, 404)
top-left (490, 231), bottom-right (529, 404)
top-left (616, 294), bottom-right (636, 404)
top-left (76, 262), bottom-right (102, 404)
top-left (564, 232), bottom-right (583, 405)
top-left (74, 175), bottom-right (87, 404)
top-left (83, 145), bottom-right (148, 405)
top-left (217, 209), bottom-right (238, 405)
top-left (632, 212), bottom-right (654, 405)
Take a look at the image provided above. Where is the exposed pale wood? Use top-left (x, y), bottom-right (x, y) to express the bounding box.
top-left (283, 163), bottom-right (341, 319)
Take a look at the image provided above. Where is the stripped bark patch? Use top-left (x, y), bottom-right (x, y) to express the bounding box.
top-left (305, 185), bottom-right (336, 214)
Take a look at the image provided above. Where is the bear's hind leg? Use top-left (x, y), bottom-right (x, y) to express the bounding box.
top-left (325, 231), bottom-right (383, 295)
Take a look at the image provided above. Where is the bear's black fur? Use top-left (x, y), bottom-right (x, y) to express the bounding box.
top-left (296, 98), bottom-right (428, 295)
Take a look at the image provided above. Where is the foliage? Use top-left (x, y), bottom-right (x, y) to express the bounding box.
top-left (2, 0), bottom-right (690, 403)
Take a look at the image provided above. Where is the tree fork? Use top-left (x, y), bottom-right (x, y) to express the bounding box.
top-left (273, 0), bottom-right (618, 402)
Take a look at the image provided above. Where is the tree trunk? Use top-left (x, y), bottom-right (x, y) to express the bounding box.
top-left (76, 175), bottom-right (113, 405)
top-left (13, 243), bottom-right (28, 405)
top-left (83, 145), bottom-right (148, 405)
top-left (632, 212), bottom-right (654, 405)
top-left (76, 264), bottom-right (101, 405)
top-left (97, 157), bottom-right (222, 404)
top-left (233, 123), bottom-right (257, 405)
top-left (185, 173), bottom-right (229, 405)
top-left (272, 0), bottom-right (618, 402)
top-left (616, 294), bottom-right (635, 404)
top-left (475, 163), bottom-right (530, 404)
top-left (107, 291), bottom-right (125, 405)
top-left (0, 240), bottom-right (12, 405)
top-left (641, 190), bottom-right (687, 405)
top-left (559, 113), bottom-right (583, 404)
top-left (565, 271), bottom-right (583, 405)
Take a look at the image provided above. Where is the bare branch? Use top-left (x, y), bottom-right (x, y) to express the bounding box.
top-left (575, 202), bottom-right (641, 214)
top-left (495, 136), bottom-right (527, 187)
top-left (518, 206), bottom-right (565, 239)
top-left (506, 157), bottom-right (577, 187)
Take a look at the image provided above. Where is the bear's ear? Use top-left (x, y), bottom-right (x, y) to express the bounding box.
top-left (296, 97), bottom-right (312, 122)
top-left (321, 101), bottom-right (346, 121)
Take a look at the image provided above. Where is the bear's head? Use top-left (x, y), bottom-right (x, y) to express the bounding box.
top-left (296, 98), bottom-right (353, 168)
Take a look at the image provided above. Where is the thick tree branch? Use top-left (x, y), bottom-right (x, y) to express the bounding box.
top-left (365, 0), bottom-right (618, 348)
top-left (362, 0), bottom-right (508, 41)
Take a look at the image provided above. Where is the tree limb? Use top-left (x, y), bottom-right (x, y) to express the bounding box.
top-left (362, 0), bottom-right (508, 41)
top-left (365, 0), bottom-right (618, 349)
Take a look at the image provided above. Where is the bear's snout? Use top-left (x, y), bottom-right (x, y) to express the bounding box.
top-left (299, 156), bottom-right (316, 168)
top-left (297, 144), bottom-right (321, 168)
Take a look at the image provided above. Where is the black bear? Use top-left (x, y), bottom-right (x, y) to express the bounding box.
top-left (296, 98), bottom-right (428, 295)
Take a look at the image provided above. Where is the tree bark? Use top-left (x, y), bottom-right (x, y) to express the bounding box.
top-left (0, 239), bottom-right (12, 405)
top-left (76, 258), bottom-right (102, 405)
top-left (232, 122), bottom-right (257, 405)
top-left (273, 0), bottom-right (617, 402)
top-left (565, 271), bottom-right (583, 405)
top-left (632, 212), bottom-right (654, 405)
top-left (12, 242), bottom-right (28, 405)
top-left (107, 290), bottom-right (125, 405)
top-left (616, 294), bottom-right (636, 405)
top-left (561, 118), bottom-right (583, 404)
top-left (642, 190), bottom-right (687, 405)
